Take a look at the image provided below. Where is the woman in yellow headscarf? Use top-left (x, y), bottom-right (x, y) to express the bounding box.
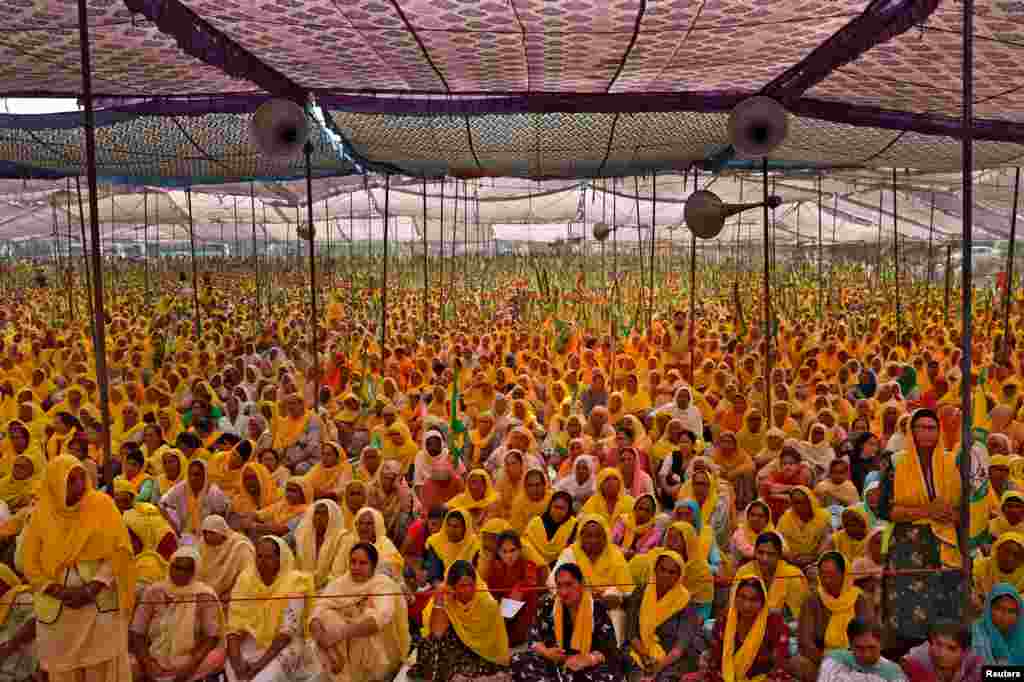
top-left (823, 506), bottom-right (871, 566)
top-left (226, 536), bottom-right (318, 682)
top-left (0, 420), bottom-right (41, 480)
top-left (410, 560), bottom-right (510, 680)
top-left (380, 421), bottom-right (418, 474)
top-left (246, 477), bottom-right (313, 539)
top-left (123, 502), bottom-right (179, 586)
top-left (974, 532), bottom-right (1024, 599)
top-left (21, 455), bottom-right (136, 682)
top-left (294, 499), bottom-right (348, 590)
top-left (622, 373), bottom-right (652, 415)
top-left (447, 468), bottom-right (500, 529)
top-left (232, 461), bottom-right (281, 519)
top-left (303, 442), bottom-right (352, 500)
top-left (704, 576), bottom-right (794, 682)
top-left (990, 491), bottom-right (1024, 540)
top-left (776, 486), bottom-right (832, 572)
top-left (623, 549), bottom-right (702, 679)
top-left (467, 412), bottom-right (500, 468)
top-left (310, 541), bottom-right (410, 682)
top-left (550, 514), bottom-right (633, 644)
top-left (581, 467), bottom-right (635, 528)
top-left (155, 449), bottom-right (188, 499)
top-left (273, 392), bottom-right (319, 474)
top-left (509, 466), bottom-right (553, 534)
top-left (792, 551), bottom-right (874, 681)
top-left (334, 506), bottom-right (404, 580)
top-left (0, 442), bottom-right (44, 513)
top-left (0, 561), bottom-right (37, 680)
top-left (418, 506), bottom-right (477, 578)
top-left (524, 490), bottom-right (578, 568)
top-left (612, 493), bottom-right (660, 560)
top-left (729, 499), bottom-right (774, 567)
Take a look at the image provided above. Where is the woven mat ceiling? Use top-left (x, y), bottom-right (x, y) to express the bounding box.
top-left (0, 0), bottom-right (1022, 179)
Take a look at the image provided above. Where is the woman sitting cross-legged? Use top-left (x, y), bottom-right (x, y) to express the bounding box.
top-left (622, 549), bottom-right (705, 681)
top-left (409, 559), bottom-right (511, 682)
top-left (129, 546), bottom-right (226, 682)
top-left (511, 562), bottom-right (622, 682)
top-left (226, 536), bottom-right (319, 682)
top-left (310, 542), bottom-right (410, 682)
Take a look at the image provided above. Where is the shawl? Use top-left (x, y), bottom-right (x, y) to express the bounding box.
top-left (554, 584), bottom-right (596, 656)
top-left (637, 549), bottom-right (691, 662)
top-left (124, 503), bottom-right (176, 584)
top-left (162, 459), bottom-right (228, 537)
top-left (340, 479), bottom-right (370, 531)
top-left (334, 506), bottom-right (404, 578)
top-left (554, 454), bottom-right (597, 503)
top-left (620, 493), bottom-right (658, 551)
top-left (228, 536), bottom-right (313, 648)
top-left (972, 582), bottom-right (1024, 665)
top-left (425, 509), bottom-right (481, 570)
top-left (734, 537), bottom-right (807, 617)
top-left (271, 402), bottom-right (311, 451)
top-left (422, 567), bottom-right (510, 665)
top-left (735, 500), bottom-right (775, 556)
top-left (776, 486), bottom-right (832, 557)
top-left (197, 515), bottom-right (255, 597)
top-left (235, 461), bottom-right (281, 515)
top-left (990, 491), bottom-right (1024, 539)
top-left (975, 533), bottom-right (1024, 595)
top-left (722, 575), bottom-right (770, 682)
top-left (21, 455), bottom-right (136, 617)
top-left (524, 493), bottom-right (578, 566)
top-left (155, 449), bottom-right (188, 498)
top-left (303, 442), bottom-right (352, 496)
top-left (294, 499), bottom-right (348, 589)
top-left (367, 459), bottom-right (410, 532)
top-left (817, 551), bottom-right (862, 650)
top-left (447, 468), bottom-right (500, 512)
top-left (311, 571), bottom-right (410, 665)
top-left (892, 411), bottom-right (963, 566)
top-left (509, 466), bottom-right (552, 533)
top-left (0, 447), bottom-right (44, 509)
top-left (580, 467), bottom-right (635, 527)
top-left (833, 507), bottom-right (871, 564)
top-left (150, 547), bottom-right (223, 660)
top-left (380, 421), bottom-right (419, 471)
top-left (571, 514), bottom-right (633, 592)
top-left (258, 476), bottom-right (313, 527)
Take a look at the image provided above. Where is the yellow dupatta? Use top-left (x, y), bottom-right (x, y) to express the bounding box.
top-left (303, 442), bottom-right (352, 496)
top-left (736, 500), bottom-right (775, 553)
top-left (635, 549), bottom-right (691, 663)
top-left (817, 551), bottom-right (862, 650)
top-left (151, 547), bottom-right (224, 660)
top-left (733, 534), bottom-right (807, 617)
top-left (258, 476), bottom-right (312, 527)
top-left (554, 582), bottom-right (595, 655)
top-left (156, 449), bottom-right (188, 497)
top-left (381, 421), bottom-right (419, 471)
top-left (892, 412), bottom-right (963, 566)
top-left (228, 536), bottom-right (313, 648)
top-left (0, 562), bottom-right (31, 626)
top-left (832, 507), bottom-right (870, 564)
top-left (294, 499), bottom-right (347, 589)
top-left (620, 493), bottom-right (658, 550)
top-left (272, 403), bottom-right (311, 451)
top-left (523, 499), bottom-right (578, 567)
top-left (974, 532), bottom-right (1024, 596)
top-left (509, 466), bottom-right (552, 533)
top-left (723, 576), bottom-right (770, 682)
top-left (571, 514), bottom-right (633, 593)
top-left (235, 461), bottom-right (281, 515)
top-left (21, 455), bottom-right (137, 618)
top-left (425, 509), bottom-right (481, 569)
top-left (580, 467), bottom-right (635, 527)
top-left (422, 566), bottom-right (510, 665)
top-left (989, 491), bottom-right (1024, 539)
top-left (124, 503), bottom-right (175, 584)
top-left (0, 447), bottom-right (44, 509)
top-left (448, 469), bottom-right (500, 512)
top-left (776, 485), bottom-right (832, 557)
top-left (197, 515), bottom-right (255, 597)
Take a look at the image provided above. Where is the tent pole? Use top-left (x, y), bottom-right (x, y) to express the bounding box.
top-left (186, 188), bottom-right (201, 339)
top-left (251, 183), bottom-right (259, 338)
top-left (423, 176), bottom-right (428, 335)
top-left (928, 191), bottom-right (936, 285)
top-left (1002, 168), bottom-right (1021, 360)
top-left (381, 174), bottom-right (390, 350)
top-left (143, 188), bottom-right (149, 305)
top-left (817, 176), bottom-right (823, 321)
top-left (77, 0), bottom-right (114, 484)
top-left (959, 0), bottom-right (975, 619)
top-left (650, 174), bottom-right (657, 331)
top-left (762, 157), bottom-right (772, 420)
top-left (893, 168), bottom-right (901, 339)
top-left (304, 142), bottom-right (320, 412)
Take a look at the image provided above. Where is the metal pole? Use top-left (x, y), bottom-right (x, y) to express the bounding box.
top-left (945, 243), bottom-right (952, 323)
top-left (423, 176), bottom-right (429, 334)
top-left (817, 176), bottom-right (823, 320)
top-left (650, 174), bottom-right (657, 331)
top-left (304, 142), bottom-right (320, 412)
top-left (928, 191), bottom-right (936, 284)
top-left (439, 178), bottom-right (445, 322)
top-left (381, 174), bottom-right (390, 349)
top-left (143, 188), bottom-right (149, 305)
top-left (893, 168), bottom-right (901, 340)
top-left (186, 188), bottom-right (201, 339)
top-left (959, 0), bottom-right (975, 618)
top-left (762, 157), bottom-right (772, 419)
top-left (76, 0), bottom-right (114, 483)
top-left (1003, 168), bottom-right (1021, 360)
top-left (251, 183), bottom-right (259, 337)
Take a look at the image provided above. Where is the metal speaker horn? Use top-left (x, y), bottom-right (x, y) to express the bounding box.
top-left (250, 99), bottom-right (310, 159)
top-left (593, 222), bottom-right (613, 242)
top-left (685, 190), bottom-right (783, 240)
top-left (728, 96), bottom-right (789, 158)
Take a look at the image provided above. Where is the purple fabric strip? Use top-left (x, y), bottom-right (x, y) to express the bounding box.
top-left (122, 0), bottom-right (304, 101)
top-left (763, 0), bottom-right (941, 103)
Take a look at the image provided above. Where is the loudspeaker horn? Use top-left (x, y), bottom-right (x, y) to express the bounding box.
top-left (593, 222), bottom-right (614, 242)
top-left (685, 190), bottom-right (783, 240)
top-left (250, 98), bottom-right (310, 159)
top-left (728, 96), bottom-right (789, 158)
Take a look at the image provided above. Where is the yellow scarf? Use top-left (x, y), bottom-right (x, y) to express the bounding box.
top-left (228, 536), bottom-right (313, 648)
top-left (303, 442), bottom-right (351, 496)
top-left (423, 571), bottom-right (510, 665)
top-left (152, 553), bottom-right (224, 659)
top-left (0, 562), bottom-right (31, 625)
top-left (294, 499), bottom-right (348, 589)
top-left (833, 507), bottom-right (870, 565)
top-left (554, 585), bottom-right (595, 655)
top-left (734, 543), bottom-right (806, 618)
top-left (523, 509), bottom-right (577, 567)
top-left (636, 550), bottom-right (691, 663)
top-left (448, 469), bottom-right (500, 512)
top-left (425, 509), bottom-right (481, 569)
top-left (776, 485), bottom-right (832, 557)
top-left (0, 449), bottom-right (44, 509)
top-left (723, 576), bottom-right (770, 682)
top-left (974, 533), bottom-right (1024, 595)
top-left (156, 449), bottom-right (188, 496)
top-left (989, 491), bottom-right (1024, 539)
top-left (571, 514), bottom-right (633, 592)
top-left (892, 416), bottom-right (962, 566)
top-left (259, 476), bottom-right (312, 527)
top-left (196, 515), bottom-right (255, 596)
top-left (817, 552), bottom-right (862, 650)
top-left (21, 456), bottom-right (137, 618)
top-left (272, 408), bottom-right (311, 451)
top-left (580, 468), bottom-right (635, 527)
top-left (509, 467), bottom-right (552, 534)
top-left (235, 461), bottom-right (281, 515)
